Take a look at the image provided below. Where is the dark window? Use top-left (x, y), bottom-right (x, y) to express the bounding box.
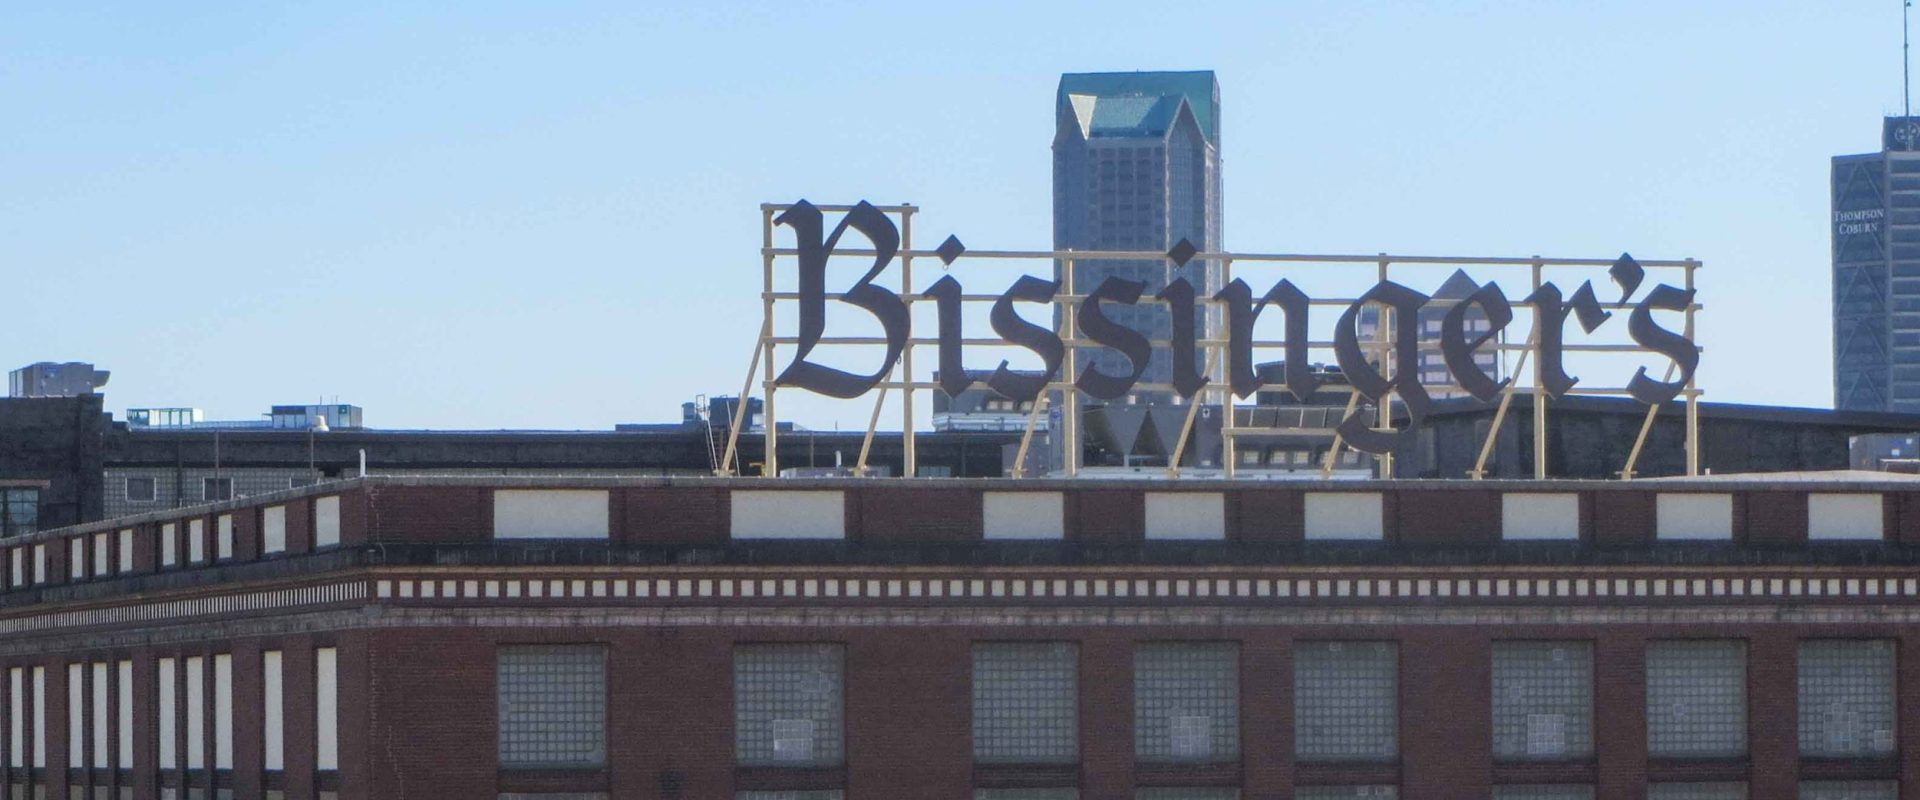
top-left (202, 478), bottom-right (233, 502)
top-left (0, 489), bottom-right (37, 538)
top-left (126, 478), bottom-right (156, 503)
top-left (1493, 788), bottom-right (1591, 800)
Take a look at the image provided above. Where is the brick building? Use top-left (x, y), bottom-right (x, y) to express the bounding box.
top-left (6, 475), bottom-right (1920, 799)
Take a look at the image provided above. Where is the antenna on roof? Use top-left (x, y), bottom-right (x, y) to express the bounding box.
top-left (1907, 0), bottom-right (1914, 147)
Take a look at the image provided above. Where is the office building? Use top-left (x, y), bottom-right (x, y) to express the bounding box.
top-left (9, 364), bottom-right (108, 400)
top-left (1833, 117), bottom-right (1920, 411)
top-left (1054, 71), bottom-right (1223, 401)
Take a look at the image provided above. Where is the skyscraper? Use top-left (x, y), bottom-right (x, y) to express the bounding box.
top-left (1054, 71), bottom-right (1223, 403)
top-left (1833, 117), bottom-right (1920, 411)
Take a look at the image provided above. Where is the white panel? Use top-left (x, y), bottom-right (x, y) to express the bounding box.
top-left (161, 524), bottom-right (177, 567)
top-left (8, 667), bottom-right (20, 768)
top-left (315, 496), bottom-right (341, 548)
top-left (1503, 493), bottom-right (1581, 540)
top-left (1305, 492), bottom-right (1385, 540)
top-left (68, 539), bottom-right (83, 579)
top-left (158, 657), bottom-right (176, 769)
top-left (262, 507), bottom-right (287, 555)
top-left (217, 515), bottom-right (234, 560)
top-left (117, 661), bottom-right (132, 769)
top-left (214, 654), bottom-right (232, 769)
top-left (66, 663), bottom-right (80, 766)
top-left (1809, 493), bottom-right (1885, 541)
top-left (730, 490), bottom-right (845, 539)
top-left (491, 490), bottom-right (610, 539)
top-left (117, 529), bottom-right (132, 572)
top-left (189, 519), bottom-right (206, 563)
top-left (1145, 492), bottom-right (1226, 540)
top-left (31, 666), bottom-right (43, 768)
top-left (982, 492), bottom-right (1065, 540)
top-left (316, 647), bottom-right (338, 770)
top-left (186, 656), bottom-right (204, 769)
top-left (1656, 493), bottom-right (1733, 540)
top-left (263, 651), bottom-right (284, 771)
top-left (91, 662), bottom-right (106, 768)
top-left (92, 533), bottom-right (108, 576)
top-left (8, 549), bottom-right (18, 587)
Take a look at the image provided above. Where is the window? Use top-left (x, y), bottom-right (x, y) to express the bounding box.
top-left (1798, 641), bottom-right (1896, 758)
top-left (1295, 641), bottom-right (1396, 762)
top-left (1135, 643), bottom-right (1238, 763)
top-left (1646, 784), bottom-right (1746, 800)
top-left (735, 792), bottom-right (844, 800)
top-left (973, 643), bottom-right (1076, 764)
top-left (1799, 782), bottom-right (1897, 800)
top-left (1294, 788), bottom-right (1395, 800)
top-left (0, 489), bottom-right (36, 538)
top-left (203, 478), bottom-right (233, 503)
top-left (1646, 641), bottom-right (1747, 758)
top-left (1135, 790), bottom-right (1240, 800)
top-left (262, 507), bottom-right (287, 555)
top-left (497, 645), bottom-right (606, 768)
top-left (1493, 788), bottom-right (1591, 800)
top-left (499, 795), bottom-right (610, 800)
top-left (288, 477), bottom-right (316, 489)
top-left (125, 478), bottom-right (156, 503)
top-left (735, 644), bottom-right (843, 767)
top-left (1491, 642), bottom-right (1593, 760)
top-left (976, 791), bottom-right (1077, 800)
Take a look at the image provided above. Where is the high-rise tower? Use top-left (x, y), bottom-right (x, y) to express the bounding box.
top-left (1833, 118), bottom-right (1920, 412)
top-left (1053, 71), bottom-right (1222, 403)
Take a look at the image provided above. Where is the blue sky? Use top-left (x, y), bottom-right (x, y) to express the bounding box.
top-left (0, 2), bottom-right (1904, 429)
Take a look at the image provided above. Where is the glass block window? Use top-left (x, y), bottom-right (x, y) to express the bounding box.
top-left (1134, 643), bottom-right (1239, 763)
top-left (1798, 640), bottom-right (1896, 758)
top-left (1134, 790), bottom-right (1240, 800)
top-left (1295, 641), bottom-right (1397, 762)
top-left (977, 791), bottom-right (1077, 800)
top-left (1493, 786), bottom-right (1593, 800)
top-left (1645, 641), bottom-right (1747, 758)
top-left (1800, 781), bottom-right (1898, 800)
top-left (1294, 787), bottom-right (1397, 800)
top-left (1647, 783), bottom-right (1746, 800)
top-left (499, 795), bottom-right (611, 800)
top-left (973, 643), bottom-right (1077, 763)
top-left (736, 792), bottom-right (845, 800)
top-left (496, 645), bottom-right (606, 768)
top-left (736, 644), bottom-right (844, 767)
top-left (1492, 642), bottom-right (1593, 760)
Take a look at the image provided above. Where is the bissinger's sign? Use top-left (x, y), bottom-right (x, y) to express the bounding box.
top-left (769, 200), bottom-right (1699, 457)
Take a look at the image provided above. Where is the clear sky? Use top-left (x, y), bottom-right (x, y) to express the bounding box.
top-left (0, 2), bottom-right (1906, 430)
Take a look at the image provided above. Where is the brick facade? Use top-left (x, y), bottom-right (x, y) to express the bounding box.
top-left (3, 477), bottom-right (1920, 799)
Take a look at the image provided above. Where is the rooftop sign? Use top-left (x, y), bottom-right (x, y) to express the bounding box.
top-left (723, 201), bottom-right (1702, 480)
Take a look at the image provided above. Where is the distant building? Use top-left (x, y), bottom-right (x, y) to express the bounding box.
top-left (1832, 117), bottom-right (1920, 411)
top-left (932, 370), bottom-right (1045, 433)
top-left (127, 403), bottom-right (363, 430)
top-left (1404, 395), bottom-right (1920, 479)
top-left (8, 362), bottom-right (108, 398)
top-left (1054, 71), bottom-right (1222, 402)
top-left (1358, 269), bottom-right (1504, 397)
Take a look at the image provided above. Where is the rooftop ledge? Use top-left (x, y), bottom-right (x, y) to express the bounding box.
top-left (23, 470), bottom-right (1920, 545)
